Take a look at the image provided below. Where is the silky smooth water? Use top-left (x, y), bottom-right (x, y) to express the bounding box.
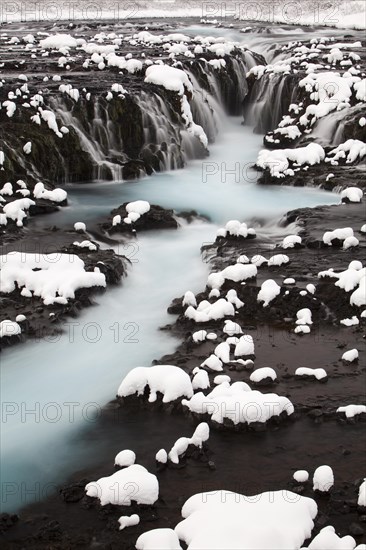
top-left (1, 113), bottom-right (339, 513)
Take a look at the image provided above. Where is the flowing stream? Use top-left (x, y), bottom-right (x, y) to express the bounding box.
top-left (0, 27), bottom-right (343, 513)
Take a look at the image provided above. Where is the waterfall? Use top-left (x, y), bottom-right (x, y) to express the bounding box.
top-left (244, 72), bottom-right (300, 133)
top-left (49, 96), bottom-right (124, 181)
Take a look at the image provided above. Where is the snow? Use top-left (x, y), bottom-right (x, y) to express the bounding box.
top-left (114, 449), bottom-right (136, 468)
top-left (183, 291), bottom-right (196, 307)
top-left (300, 526), bottom-right (356, 549)
top-left (0, 320), bottom-right (21, 338)
top-left (295, 368), bottom-right (327, 380)
top-left (192, 369), bottom-right (210, 390)
top-left (327, 140), bottom-right (366, 164)
top-left (340, 316), bottom-right (359, 326)
top-left (313, 465), bottom-right (334, 492)
top-left (192, 330), bottom-right (207, 343)
top-left (201, 354), bottom-right (223, 372)
top-left (126, 200), bottom-right (150, 215)
top-left (257, 279), bottom-right (281, 307)
top-left (342, 349), bottom-right (359, 362)
top-left (175, 489), bottom-right (317, 550)
top-left (337, 405), bottom-right (366, 418)
top-left (40, 34), bottom-right (78, 49)
top-left (251, 255), bottom-right (267, 267)
top-left (341, 187), bottom-right (363, 203)
top-left (144, 65), bottom-right (192, 95)
top-left (168, 423), bottom-right (210, 464)
top-left (299, 73), bottom-right (353, 126)
top-left (3, 198), bottom-right (35, 226)
top-left (296, 308), bottom-right (312, 325)
top-left (23, 141), bottom-right (32, 154)
top-left (350, 275), bottom-right (366, 307)
top-left (156, 449), bottom-right (168, 464)
top-left (74, 222), bottom-right (86, 232)
top-left (323, 227), bottom-right (354, 245)
top-left (268, 254), bottom-right (289, 267)
top-left (343, 236), bottom-right (359, 249)
top-left (207, 264), bottom-right (257, 290)
top-left (257, 144), bottom-right (325, 178)
top-left (33, 181), bottom-right (67, 203)
top-left (185, 299), bottom-right (235, 322)
top-left (15, 314), bottom-right (26, 323)
top-left (282, 235), bottom-right (302, 249)
top-left (2, 100), bottom-right (16, 117)
top-left (85, 464), bottom-right (158, 506)
top-left (118, 514), bottom-right (139, 530)
top-left (214, 375), bottom-right (231, 385)
top-left (39, 109), bottom-right (62, 137)
top-left (294, 470), bottom-right (309, 483)
top-left (294, 325), bottom-right (311, 335)
top-left (136, 529), bottom-right (182, 550)
top-left (112, 215), bottom-right (121, 226)
top-left (219, 220), bottom-right (255, 239)
top-left (237, 255), bottom-right (249, 264)
top-left (117, 364), bottom-right (193, 403)
top-left (284, 278), bottom-right (295, 284)
top-left (358, 479), bottom-right (366, 507)
top-left (214, 342), bottom-right (231, 363)
top-left (306, 284), bottom-right (316, 294)
top-left (182, 381), bottom-right (294, 425)
top-left (0, 252), bottom-right (106, 305)
top-left (223, 320), bottom-right (243, 336)
top-left (226, 289), bottom-right (243, 308)
top-left (73, 240), bottom-right (97, 251)
top-left (250, 367), bottom-right (277, 383)
top-left (234, 335), bottom-right (255, 357)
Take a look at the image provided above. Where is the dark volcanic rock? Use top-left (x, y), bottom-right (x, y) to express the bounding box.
top-left (101, 203), bottom-right (179, 234)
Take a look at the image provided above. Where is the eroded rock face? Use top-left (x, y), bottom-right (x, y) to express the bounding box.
top-left (0, 21), bottom-right (256, 186)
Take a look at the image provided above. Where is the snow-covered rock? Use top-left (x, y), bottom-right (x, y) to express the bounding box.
top-left (300, 526), bottom-right (356, 549)
top-left (341, 186), bottom-right (363, 203)
top-left (192, 369), bottom-right (210, 391)
top-left (74, 221), bottom-right (86, 232)
top-left (250, 367), bottom-right (277, 383)
top-left (257, 279), bottom-right (281, 307)
top-left (295, 367), bottom-right (327, 380)
top-left (136, 529), bottom-right (182, 550)
top-left (0, 320), bottom-right (21, 338)
top-left (293, 470), bottom-right (309, 483)
top-left (156, 449), bottom-right (168, 464)
top-left (118, 514), bottom-right (139, 530)
top-left (296, 308), bottom-right (313, 325)
top-left (268, 254), bottom-right (290, 267)
top-left (358, 479), bottom-right (366, 507)
top-left (0, 252), bottom-right (106, 305)
top-left (234, 335), bottom-right (255, 357)
top-left (117, 365), bottom-right (193, 403)
top-left (168, 423), bottom-right (210, 464)
top-left (313, 465), bottom-right (334, 492)
top-left (282, 235), bottom-right (302, 249)
top-left (175, 489), bottom-right (317, 549)
top-left (342, 349), bottom-right (359, 362)
top-left (337, 405), bottom-right (366, 418)
top-left (114, 449), bottom-right (136, 468)
top-left (85, 464), bottom-right (158, 506)
top-left (182, 382), bottom-right (293, 426)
